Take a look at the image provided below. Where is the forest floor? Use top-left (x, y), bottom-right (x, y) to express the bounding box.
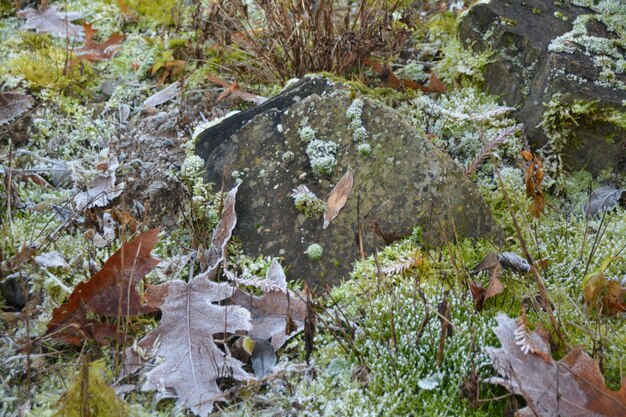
top-left (1, 1), bottom-right (626, 417)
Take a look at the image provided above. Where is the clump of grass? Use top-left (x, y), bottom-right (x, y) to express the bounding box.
top-left (196, 0), bottom-right (415, 82)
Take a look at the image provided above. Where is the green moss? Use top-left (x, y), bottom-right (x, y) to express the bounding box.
top-left (434, 38), bottom-right (494, 87)
top-left (53, 360), bottom-right (132, 417)
top-left (5, 45), bottom-right (96, 96)
top-left (538, 93), bottom-right (626, 158)
top-left (124, 0), bottom-right (178, 26)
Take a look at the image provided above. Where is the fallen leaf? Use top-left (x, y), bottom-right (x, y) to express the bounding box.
top-left (250, 338), bottom-right (276, 378)
top-left (18, 5), bottom-right (84, 39)
top-left (141, 264), bottom-right (252, 417)
top-left (207, 75), bottom-right (267, 105)
top-left (470, 252), bottom-right (500, 276)
top-left (469, 274), bottom-right (504, 311)
top-left (582, 257), bottom-right (626, 316)
top-left (364, 58), bottom-right (445, 93)
top-left (583, 186), bottom-right (625, 219)
top-left (323, 169), bottom-right (354, 229)
top-left (487, 313), bottom-right (626, 417)
top-left (498, 252), bottom-right (530, 273)
top-left (227, 259), bottom-right (288, 293)
top-left (0, 92), bottom-right (35, 126)
top-left (204, 184), bottom-right (239, 270)
top-left (45, 229), bottom-right (160, 345)
top-left (74, 23), bottom-right (125, 62)
top-left (142, 81), bottom-right (180, 108)
top-left (74, 160), bottom-right (126, 211)
top-left (34, 252), bottom-right (68, 269)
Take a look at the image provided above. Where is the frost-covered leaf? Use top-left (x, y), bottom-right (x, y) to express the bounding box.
top-left (227, 259), bottom-right (287, 293)
top-left (417, 372), bottom-right (442, 390)
top-left (583, 186), bottom-right (625, 219)
top-left (45, 229), bottom-right (160, 346)
top-left (0, 92), bottom-right (34, 126)
top-left (251, 338), bottom-right (276, 378)
top-left (74, 23), bottom-right (125, 62)
top-left (142, 81), bottom-right (180, 108)
top-left (203, 184), bottom-right (239, 270)
top-left (34, 251), bottom-right (68, 269)
top-left (230, 285), bottom-right (307, 351)
top-left (323, 169), bottom-right (353, 229)
top-left (486, 313), bottom-right (626, 417)
top-left (141, 266), bottom-right (252, 417)
top-left (74, 161), bottom-right (125, 211)
top-left (18, 5), bottom-right (84, 39)
top-left (498, 252), bottom-right (530, 273)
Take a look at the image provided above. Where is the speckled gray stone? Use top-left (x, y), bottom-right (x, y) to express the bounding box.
top-left (196, 77), bottom-right (502, 285)
top-left (459, 0), bottom-right (626, 174)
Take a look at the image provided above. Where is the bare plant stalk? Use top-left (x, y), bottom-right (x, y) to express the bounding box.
top-left (496, 171), bottom-right (570, 352)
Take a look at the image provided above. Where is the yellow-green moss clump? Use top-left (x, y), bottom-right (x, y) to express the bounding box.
top-left (4, 33), bottom-right (96, 96)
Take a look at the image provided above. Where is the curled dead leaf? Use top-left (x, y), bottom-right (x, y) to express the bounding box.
top-left (323, 169), bottom-right (353, 229)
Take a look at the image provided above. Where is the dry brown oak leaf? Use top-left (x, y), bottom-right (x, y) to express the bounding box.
top-left (487, 313), bottom-right (626, 417)
top-left (74, 22), bottom-right (125, 62)
top-left (45, 228), bottom-right (160, 346)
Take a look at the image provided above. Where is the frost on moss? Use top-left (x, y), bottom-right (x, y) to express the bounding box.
top-left (399, 86), bottom-right (522, 173)
top-left (548, 1), bottom-right (626, 91)
top-left (300, 126), bottom-right (338, 176)
top-left (537, 93), bottom-right (626, 180)
top-left (434, 37), bottom-right (493, 86)
top-left (292, 186), bottom-right (326, 219)
top-left (305, 243), bottom-right (324, 260)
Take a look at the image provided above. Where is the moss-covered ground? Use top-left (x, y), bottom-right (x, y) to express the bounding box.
top-left (1, 1), bottom-right (626, 416)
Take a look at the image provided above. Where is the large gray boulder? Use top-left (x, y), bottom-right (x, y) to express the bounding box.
top-left (195, 77), bottom-right (501, 285)
top-left (459, 0), bottom-right (626, 174)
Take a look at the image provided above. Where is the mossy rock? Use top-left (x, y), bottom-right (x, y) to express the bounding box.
top-left (196, 77), bottom-right (502, 285)
top-left (459, 0), bottom-right (626, 175)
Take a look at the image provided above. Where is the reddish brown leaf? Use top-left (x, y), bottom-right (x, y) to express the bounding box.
top-left (583, 258), bottom-right (626, 316)
top-left (45, 228), bottom-right (160, 345)
top-left (207, 75), bottom-right (267, 105)
top-left (487, 314), bottom-right (626, 417)
top-left (74, 23), bottom-right (125, 62)
top-left (364, 58), bottom-right (445, 93)
top-left (323, 169), bottom-right (354, 229)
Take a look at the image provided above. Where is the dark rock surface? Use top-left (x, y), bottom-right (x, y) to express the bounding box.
top-left (196, 77), bottom-right (502, 285)
top-left (459, 0), bottom-right (626, 174)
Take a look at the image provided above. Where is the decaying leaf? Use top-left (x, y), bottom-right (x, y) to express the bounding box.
top-left (141, 266), bottom-right (252, 417)
top-left (470, 252), bottom-right (530, 276)
top-left (0, 92), bottom-right (35, 126)
top-left (18, 5), bottom-right (84, 39)
top-left (74, 23), bottom-right (125, 62)
top-left (498, 252), bottom-right (531, 273)
top-left (250, 338), bottom-right (276, 378)
top-left (207, 75), bottom-right (267, 105)
top-left (229, 282), bottom-right (307, 351)
top-left (226, 259), bottom-right (288, 293)
top-left (583, 186), bottom-right (626, 219)
top-left (469, 275), bottom-right (504, 312)
top-left (74, 159), bottom-right (126, 211)
top-left (521, 149), bottom-right (545, 218)
top-left (583, 257), bottom-right (626, 316)
top-left (487, 313), bottom-right (626, 417)
top-left (203, 184), bottom-right (239, 270)
top-left (363, 58), bottom-right (445, 93)
top-left (142, 81), bottom-right (180, 108)
top-left (45, 229), bottom-right (160, 345)
top-left (34, 251), bottom-right (68, 269)
top-left (323, 169), bottom-right (353, 229)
